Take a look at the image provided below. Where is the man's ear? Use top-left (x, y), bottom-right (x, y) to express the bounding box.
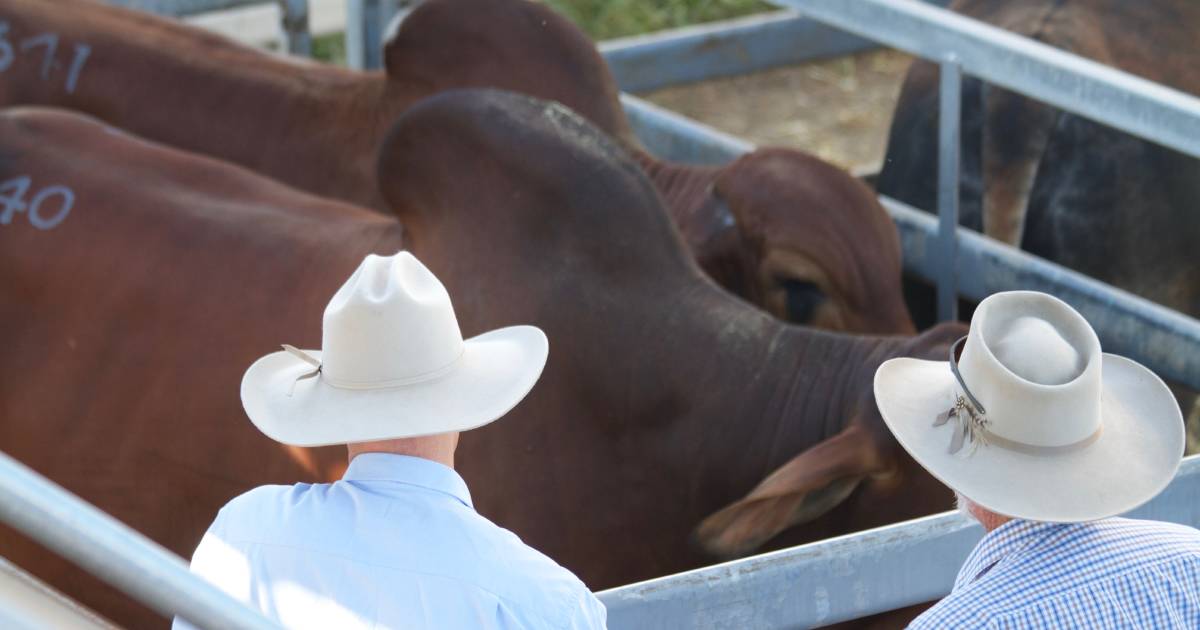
top-left (694, 425), bottom-right (886, 558)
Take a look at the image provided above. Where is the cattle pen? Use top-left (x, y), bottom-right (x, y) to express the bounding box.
top-left (2, 0), bottom-right (1200, 628)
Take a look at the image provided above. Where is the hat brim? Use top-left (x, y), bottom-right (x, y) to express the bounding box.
top-left (241, 326), bottom-right (548, 447)
top-left (874, 354), bottom-right (1184, 522)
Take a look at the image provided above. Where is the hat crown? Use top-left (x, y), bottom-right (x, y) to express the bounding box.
top-left (320, 253), bottom-right (464, 385)
top-left (958, 292), bottom-right (1102, 447)
top-left (990, 317), bottom-right (1084, 386)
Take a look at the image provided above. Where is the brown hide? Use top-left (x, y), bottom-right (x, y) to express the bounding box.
top-left (0, 0), bottom-right (914, 334)
top-left (1, 100), bottom-right (958, 627)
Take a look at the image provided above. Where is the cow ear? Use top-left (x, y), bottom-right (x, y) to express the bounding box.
top-left (694, 425), bottom-right (884, 558)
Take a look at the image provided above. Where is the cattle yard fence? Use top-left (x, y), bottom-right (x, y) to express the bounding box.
top-left (107, 0), bottom-right (312, 55)
top-left (598, 454), bottom-right (1200, 629)
top-left (0, 450), bottom-right (280, 629)
top-left (5, 0), bottom-right (1200, 628)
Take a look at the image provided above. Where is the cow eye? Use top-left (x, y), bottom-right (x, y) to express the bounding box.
top-left (779, 279), bottom-right (825, 323)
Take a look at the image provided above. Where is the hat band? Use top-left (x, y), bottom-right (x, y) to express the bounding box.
top-left (937, 336), bottom-right (1101, 457)
top-left (324, 349), bottom-right (464, 390)
top-left (975, 422), bottom-right (1102, 456)
top-left (281, 344), bottom-right (465, 394)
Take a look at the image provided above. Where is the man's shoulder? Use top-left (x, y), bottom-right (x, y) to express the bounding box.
top-left (460, 512), bottom-right (593, 591)
top-left (1102, 516), bottom-right (1200, 542)
top-left (208, 482), bottom-right (327, 534)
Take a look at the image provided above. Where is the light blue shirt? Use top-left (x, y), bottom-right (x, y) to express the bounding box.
top-left (175, 453), bottom-right (606, 629)
top-left (911, 517), bottom-right (1200, 628)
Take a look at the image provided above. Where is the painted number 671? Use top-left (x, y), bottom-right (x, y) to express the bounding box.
top-left (0, 175), bottom-right (75, 230)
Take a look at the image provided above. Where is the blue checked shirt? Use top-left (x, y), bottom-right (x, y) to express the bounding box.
top-left (910, 518), bottom-right (1200, 628)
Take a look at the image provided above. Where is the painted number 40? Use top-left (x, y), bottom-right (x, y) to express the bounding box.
top-left (0, 176), bottom-right (74, 230)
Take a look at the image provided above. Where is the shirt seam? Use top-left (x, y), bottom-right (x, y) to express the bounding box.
top-left (341, 478), bottom-right (473, 510)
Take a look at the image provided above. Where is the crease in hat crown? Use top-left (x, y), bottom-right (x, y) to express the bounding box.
top-left (956, 291), bottom-right (1103, 449)
top-left (318, 252), bottom-right (465, 387)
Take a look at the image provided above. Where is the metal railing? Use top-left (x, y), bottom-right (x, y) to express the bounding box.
top-left (599, 455), bottom-right (1200, 629)
top-left (29, 2), bottom-right (1200, 628)
top-left (598, 1), bottom-right (950, 94)
top-left (769, 0), bottom-right (1200, 321)
top-left (107, 0), bottom-right (311, 55)
top-left (0, 450), bottom-right (280, 630)
top-left (0, 556), bottom-right (115, 629)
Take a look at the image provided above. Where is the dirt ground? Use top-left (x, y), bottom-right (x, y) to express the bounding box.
top-left (640, 48), bottom-right (914, 174)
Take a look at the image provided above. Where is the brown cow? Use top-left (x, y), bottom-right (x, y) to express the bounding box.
top-left (0, 0), bottom-right (914, 333)
top-left (0, 96), bottom-right (958, 626)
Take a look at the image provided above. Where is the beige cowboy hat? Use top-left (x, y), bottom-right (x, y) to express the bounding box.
top-left (874, 291), bottom-right (1184, 522)
top-left (241, 251), bottom-right (548, 447)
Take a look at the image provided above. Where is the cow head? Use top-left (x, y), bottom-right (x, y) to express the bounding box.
top-left (694, 321), bottom-right (964, 558)
top-left (715, 148), bottom-right (917, 334)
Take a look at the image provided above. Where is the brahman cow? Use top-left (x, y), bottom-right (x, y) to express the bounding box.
top-left (0, 96), bottom-right (959, 626)
top-left (878, 0), bottom-right (1200, 320)
top-left (0, 0), bottom-right (913, 333)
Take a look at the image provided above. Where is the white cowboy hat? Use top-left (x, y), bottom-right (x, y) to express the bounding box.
top-left (241, 251), bottom-right (548, 447)
top-left (874, 291), bottom-right (1183, 522)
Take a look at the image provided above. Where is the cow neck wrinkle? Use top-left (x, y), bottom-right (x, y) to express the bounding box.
top-left (758, 329), bottom-right (886, 472)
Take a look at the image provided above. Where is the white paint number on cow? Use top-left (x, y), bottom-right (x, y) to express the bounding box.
top-left (0, 21), bottom-right (91, 93)
top-left (0, 176), bottom-right (75, 231)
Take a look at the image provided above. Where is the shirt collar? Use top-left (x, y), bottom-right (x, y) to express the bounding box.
top-left (954, 519), bottom-right (1066, 589)
top-left (342, 453), bottom-right (474, 509)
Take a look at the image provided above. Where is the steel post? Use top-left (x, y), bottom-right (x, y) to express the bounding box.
top-left (936, 59), bottom-right (962, 322)
top-left (280, 0), bottom-right (311, 57)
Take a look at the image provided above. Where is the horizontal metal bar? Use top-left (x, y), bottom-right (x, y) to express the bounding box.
top-left (105, 0), bottom-right (273, 16)
top-left (621, 97), bottom-right (1200, 389)
top-left (621, 94), bottom-right (753, 165)
top-left (886, 196), bottom-right (1200, 389)
top-left (598, 1), bottom-right (950, 94)
top-left (599, 11), bottom-right (875, 93)
top-left (599, 455), bottom-right (1200, 628)
top-left (0, 451), bottom-right (280, 630)
top-left (0, 556), bottom-right (114, 629)
top-left (768, 0), bottom-right (1200, 159)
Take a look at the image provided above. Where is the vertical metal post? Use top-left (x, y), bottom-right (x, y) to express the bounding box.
top-left (362, 0), bottom-right (386, 69)
top-left (936, 58), bottom-right (962, 322)
top-left (347, 0), bottom-right (401, 70)
top-left (346, 0), bottom-right (366, 69)
top-left (280, 0), bottom-right (311, 57)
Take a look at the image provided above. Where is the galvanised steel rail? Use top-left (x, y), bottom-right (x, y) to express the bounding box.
top-left (0, 450), bottom-right (281, 630)
top-left (599, 11), bottom-right (874, 94)
top-left (106, 0), bottom-right (311, 55)
top-left (598, 1), bottom-right (950, 94)
top-left (619, 94), bottom-right (1200, 391)
top-left (598, 455), bottom-right (1200, 629)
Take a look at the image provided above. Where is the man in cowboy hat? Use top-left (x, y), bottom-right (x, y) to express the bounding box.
top-left (875, 291), bottom-right (1200, 628)
top-left (175, 252), bottom-right (606, 629)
